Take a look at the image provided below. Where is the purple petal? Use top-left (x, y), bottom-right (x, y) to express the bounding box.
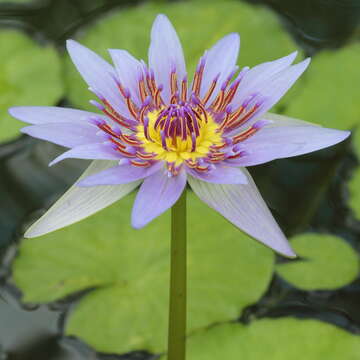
top-left (252, 58), bottom-right (311, 119)
top-left (200, 33), bottom-right (240, 104)
top-left (188, 169), bottom-right (296, 257)
top-left (8, 106), bottom-right (108, 125)
top-left (228, 58), bottom-right (311, 131)
top-left (21, 122), bottom-right (100, 148)
top-left (262, 112), bottom-right (319, 127)
top-left (66, 40), bottom-right (130, 118)
top-left (231, 52), bottom-right (298, 109)
top-left (78, 162), bottom-right (163, 186)
top-left (132, 169), bottom-right (187, 228)
top-left (24, 160), bottom-right (140, 238)
top-left (148, 14), bottom-right (186, 104)
top-left (186, 165), bottom-right (247, 184)
top-left (226, 143), bottom-right (301, 167)
top-left (109, 49), bottom-right (143, 106)
top-left (49, 143), bottom-right (123, 166)
top-left (230, 123), bottom-right (350, 166)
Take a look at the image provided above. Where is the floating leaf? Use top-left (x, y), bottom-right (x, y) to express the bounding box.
top-left (348, 168), bottom-right (360, 220)
top-left (0, 30), bottom-right (63, 142)
top-left (276, 233), bottom-right (358, 290)
top-left (353, 128), bottom-right (360, 158)
top-left (64, 0), bottom-right (297, 112)
top-left (178, 318), bottom-right (360, 360)
top-left (285, 44), bottom-right (360, 132)
top-left (13, 191), bottom-right (274, 354)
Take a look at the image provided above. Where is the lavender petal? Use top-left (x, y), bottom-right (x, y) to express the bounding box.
top-left (66, 40), bottom-right (130, 118)
top-left (78, 162), bottom-right (163, 186)
top-left (131, 168), bottom-right (187, 228)
top-left (24, 160), bottom-right (140, 238)
top-left (49, 142), bottom-right (124, 166)
top-left (8, 106), bottom-right (109, 125)
top-left (230, 123), bottom-right (350, 166)
top-left (187, 165), bottom-right (247, 184)
top-left (200, 33), bottom-right (240, 104)
top-left (109, 49), bottom-right (144, 106)
top-left (21, 122), bottom-right (100, 148)
top-left (188, 168), bottom-right (296, 258)
top-left (231, 51), bottom-right (298, 109)
top-left (148, 14), bottom-right (187, 104)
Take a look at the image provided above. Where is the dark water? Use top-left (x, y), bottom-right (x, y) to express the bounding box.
top-left (0, 0), bottom-right (359, 359)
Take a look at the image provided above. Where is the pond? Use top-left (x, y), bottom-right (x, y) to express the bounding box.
top-left (0, 0), bottom-right (359, 359)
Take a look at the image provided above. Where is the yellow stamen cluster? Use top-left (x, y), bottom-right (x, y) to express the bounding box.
top-left (136, 109), bottom-right (224, 166)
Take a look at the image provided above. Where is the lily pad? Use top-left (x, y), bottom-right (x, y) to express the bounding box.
top-left (13, 190), bottom-right (274, 354)
top-left (276, 233), bottom-right (359, 290)
top-left (179, 318), bottom-right (360, 360)
top-left (348, 168), bottom-right (360, 220)
top-left (64, 0), bottom-right (297, 112)
top-left (353, 128), bottom-right (360, 158)
top-left (0, 30), bottom-right (63, 142)
top-left (285, 44), bottom-right (360, 132)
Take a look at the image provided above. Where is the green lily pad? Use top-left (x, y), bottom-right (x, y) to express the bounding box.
top-left (177, 318), bottom-right (360, 360)
top-left (348, 168), bottom-right (360, 220)
top-left (0, 30), bottom-right (63, 142)
top-left (285, 44), bottom-right (360, 131)
top-left (276, 233), bottom-right (359, 290)
top-left (64, 0), bottom-right (297, 112)
top-left (352, 127), bottom-right (360, 158)
top-left (13, 190), bottom-right (274, 354)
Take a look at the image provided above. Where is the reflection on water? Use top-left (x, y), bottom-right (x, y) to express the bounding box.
top-left (247, 0), bottom-right (360, 53)
top-left (0, 286), bottom-right (86, 360)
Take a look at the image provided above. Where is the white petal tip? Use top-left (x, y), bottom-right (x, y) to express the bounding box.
top-left (108, 48), bottom-right (126, 55)
top-left (301, 57), bottom-right (311, 68)
top-left (9, 107), bottom-right (36, 122)
top-left (131, 220), bottom-right (146, 230)
top-left (24, 225), bottom-right (43, 238)
top-left (288, 50), bottom-right (298, 61)
top-left (66, 39), bottom-right (84, 54)
top-left (152, 14), bottom-right (176, 35)
top-left (19, 127), bottom-right (28, 134)
top-left (282, 248), bottom-right (297, 259)
top-left (8, 107), bottom-right (19, 117)
top-left (342, 130), bottom-right (351, 140)
top-left (48, 156), bottom-right (62, 167)
top-left (66, 39), bottom-right (77, 47)
top-left (155, 13), bottom-right (169, 21)
top-left (24, 225), bottom-right (53, 238)
top-left (229, 32), bottom-right (240, 41)
top-left (324, 129), bottom-right (351, 147)
top-left (23, 231), bottom-right (35, 239)
top-left (131, 211), bottom-right (153, 230)
top-left (152, 13), bottom-right (171, 28)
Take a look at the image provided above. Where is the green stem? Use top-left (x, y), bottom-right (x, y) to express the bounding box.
top-left (168, 189), bottom-right (187, 360)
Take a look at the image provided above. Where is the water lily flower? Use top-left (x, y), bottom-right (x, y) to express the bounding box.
top-left (9, 14), bottom-right (349, 257)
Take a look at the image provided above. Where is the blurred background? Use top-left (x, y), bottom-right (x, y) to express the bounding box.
top-left (0, 0), bottom-right (359, 359)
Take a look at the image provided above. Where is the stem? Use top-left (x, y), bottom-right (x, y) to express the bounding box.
top-left (168, 189), bottom-right (187, 360)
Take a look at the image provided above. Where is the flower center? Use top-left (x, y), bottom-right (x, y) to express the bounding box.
top-left (89, 55), bottom-right (268, 175)
top-left (136, 102), bottom-right (224, 166)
